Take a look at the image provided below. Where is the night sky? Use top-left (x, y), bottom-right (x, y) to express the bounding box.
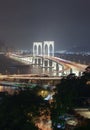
top-left (0, 0), bottom-right (90, 51)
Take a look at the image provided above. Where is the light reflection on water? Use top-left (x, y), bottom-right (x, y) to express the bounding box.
top-left (0, 85), bottom-right (17, 94)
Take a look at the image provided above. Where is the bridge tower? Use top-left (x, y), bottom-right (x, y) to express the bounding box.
top-left (33, 41), bottom-right (55, 76)
top-left (43, 41), bottom-right (54, 56)
top-left (33, 42), bottom-right (43, 65)
top-left (33, 42), bottom-right (42, 56)
top-left (33, 41), bottom-right (54, 57)
top-left (43, 41), bottom-right (54, 76)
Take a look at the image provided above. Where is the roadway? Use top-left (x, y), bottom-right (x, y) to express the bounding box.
top-left (0, 74), bottom-right (62, 80)
top-left (40, 55), bottom-right (87, 72)
top-left (9, 53), bottom-right (87, 75)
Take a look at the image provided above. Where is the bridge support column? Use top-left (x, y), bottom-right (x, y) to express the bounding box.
top-left (49, 60), bottom-right (53, 76)
top-left (70, 68), bottom-right (73, 74)
top-left (58, 64), bottom-right (63, 76)
top-left (61, 65), bottom-right (64, 76)
top-left (56, 63), bottom-right (59, 76)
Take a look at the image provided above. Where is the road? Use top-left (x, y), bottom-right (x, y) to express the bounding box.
top-left (8, 53), bottom-right (87, 76)
top-left (11, 53), bottom-right (87, 69)
top-left (43, 56), bottom-right (87, 72)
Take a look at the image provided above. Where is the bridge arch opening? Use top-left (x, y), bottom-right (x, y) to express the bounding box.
top-left (45, 44), bottom-right (48, 56)
top-left (49, 44), bottom-right (53, 56)
top-left (38, 45), bottom-right (42, 55)
top-left (34, 45), bottom-right (37, 55)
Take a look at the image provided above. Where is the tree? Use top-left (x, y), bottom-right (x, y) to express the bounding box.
top-left (0, 87), bottom-right (50, 130)
top-left (75, 124), bottom-right (90, 130)
top-left (82, 65), bottom-right (90, 80)
top-left (50, 75), bottom-right (83, 129)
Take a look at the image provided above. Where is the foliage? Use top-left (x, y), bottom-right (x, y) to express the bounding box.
top-left (0, 87), bottom-right (50, 130)
top-left (51, 67), bottom-right (90, 129)
top-left (75, 124), bottom-right (90, 130)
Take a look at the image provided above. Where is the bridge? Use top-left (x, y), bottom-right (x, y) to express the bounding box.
top-left (8, 41), bottom-right (87, 77)
top-left (0, 74), bottom-right (62, 86)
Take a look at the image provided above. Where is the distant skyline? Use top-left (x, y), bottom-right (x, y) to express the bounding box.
top-left (0, 0), bottom-right (90, 51)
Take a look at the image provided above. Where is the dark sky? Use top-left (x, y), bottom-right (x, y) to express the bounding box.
top-left (0, 0), bottom-right (90, 51)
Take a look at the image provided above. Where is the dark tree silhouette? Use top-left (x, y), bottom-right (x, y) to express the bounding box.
top-left (51, 69), bottom-right (90, 129)
top-left (0, 87), bottom-right (50, 130)
top-left (82, 65), bottom-right (90, 80)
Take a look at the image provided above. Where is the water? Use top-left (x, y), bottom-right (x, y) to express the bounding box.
top-left (0, 54), bottom-right (32, 93)
top-left (0, 54), bottom-right (31, 74)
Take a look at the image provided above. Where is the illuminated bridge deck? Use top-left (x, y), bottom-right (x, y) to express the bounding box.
top-left (0, 74), bottom-right (62, 80)
top-left (0, 74), bottom-right (62, 85)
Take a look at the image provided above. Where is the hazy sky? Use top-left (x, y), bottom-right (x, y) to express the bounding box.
top-left (0, 0), bottom-right (90, 51)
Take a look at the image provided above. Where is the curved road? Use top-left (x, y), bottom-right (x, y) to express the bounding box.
top-left (9, 54), bottom-right (87, 75)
